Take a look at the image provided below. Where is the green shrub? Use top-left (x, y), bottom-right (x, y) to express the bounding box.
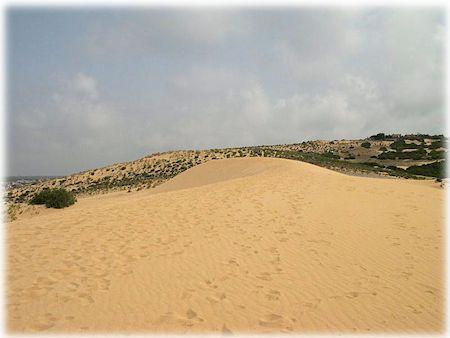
top-left (30, 188), bottom-right (76, 209)
top-left (429, 150), bottom-right (445, 160)
top-left (369, 133), bottom-right (386, 140)
top-left (361, 162), bottom-right (380, 167)
top-left (361, 141), bottom-right (371, 148)
top-left (323, 151), bottom-right (340, 159)
top-left (378, 148), bottom-right (427, 160)
top-left (406, 161), bottom-right (446, 179)
top-left (29, 188), bottom-right (52, 204)
top-left (429, 139), bottom-right (445, 149)
top-left (390, 139), bottom-right (422, 151)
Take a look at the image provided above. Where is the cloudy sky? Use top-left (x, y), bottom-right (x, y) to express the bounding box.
top-left (7, 7), bottom-right (446, 176)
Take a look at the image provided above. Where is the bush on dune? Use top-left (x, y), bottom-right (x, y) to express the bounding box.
top-left (30, 188), bottom-right (76, 209)
top-left (406, 161), bottom-right (446, 179)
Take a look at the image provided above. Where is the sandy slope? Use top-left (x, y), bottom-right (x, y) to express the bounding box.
top-left (6, 158), bottom-right (444, 333)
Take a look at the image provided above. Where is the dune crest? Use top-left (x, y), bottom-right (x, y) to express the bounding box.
top-left (153, 157), bottom-right (299, 193)
top-left (7, 157), bottom-right (443, 333)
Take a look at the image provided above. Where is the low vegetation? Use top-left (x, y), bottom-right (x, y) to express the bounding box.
top-left (406, 161), bottom-right (446, 179)
top-left (6, 133), bottom-right (447, 206)
top-left (30, 188), bottom-right (76, 209)
top-left (377, 148), bottom-right (428, 160)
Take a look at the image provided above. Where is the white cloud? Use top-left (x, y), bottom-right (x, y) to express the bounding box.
top-left (72, 73), bottom-right (99, 100)
top-left (171, 10), bottom-right (251, 44)
top-left (8, 8), bottom-right (445, 175)
top-left (82, 10), bottom-right (251, 58)
top-left (9, 72), bottom-right (132, 174)
top-left (136, 67), bottom-right (388, 150)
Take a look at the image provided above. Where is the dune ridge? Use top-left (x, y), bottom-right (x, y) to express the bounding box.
top-left (6, 134), bottom-right (445, 208)
top-left (7, 158), bottom-right (444, 333)
top-left (153, 157), bottom-right (289, 193)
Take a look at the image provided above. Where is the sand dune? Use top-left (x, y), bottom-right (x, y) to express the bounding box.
top-left (153, 157), bottom-right (286, 193)
top-left (7, 158), bottom-right (444, 333)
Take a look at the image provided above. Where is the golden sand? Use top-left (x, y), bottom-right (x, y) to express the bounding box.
top-left (6, 157), bottom-right (444, 333)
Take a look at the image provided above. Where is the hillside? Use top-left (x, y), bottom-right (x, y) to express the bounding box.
top-left (4, 133), bottom-right (446, 221)
top-left (7, 157), bottom-right (443, 332)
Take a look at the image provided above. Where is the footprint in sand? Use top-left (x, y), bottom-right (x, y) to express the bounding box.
top-left (256, 272), bottom-right (272, 281)
top-left (31, 313), bottom-right (58, 331)
top-left (205, 279), bottom-right (219, 289)
top-left (218, 292), bottom-right (227, 300)
top-left (302, 298), bottom-right (322, 309)
top-left (407, 305), bottom-right (423, 314)
top-left (222, 324), bottom-right (233, 334)
top-left (25, 285), bottom-right (48, 299)
top-left (183, 308), bottom-right (204, 326)
top-left (186, 308), bottom-right (197, 319)
top-left (32, 322), bottom-right (55, 331)
top-left (416, 283), bottom-right (439, 296)
top-left (181, 290), bottom-right (194, 300)
top-left (265, 289), bottom-right (281, 301)
top-left (258, 313), bottom-right (291, 329)
top-left (228, 258), bottom-right (239, 266)
top-left (346, 291), bottom-right (359, 298)
top-left (78, 292), bottom-right (95, 305)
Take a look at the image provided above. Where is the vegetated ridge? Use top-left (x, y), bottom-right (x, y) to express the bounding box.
top-left (5, 133), bottom-right (446, 206)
